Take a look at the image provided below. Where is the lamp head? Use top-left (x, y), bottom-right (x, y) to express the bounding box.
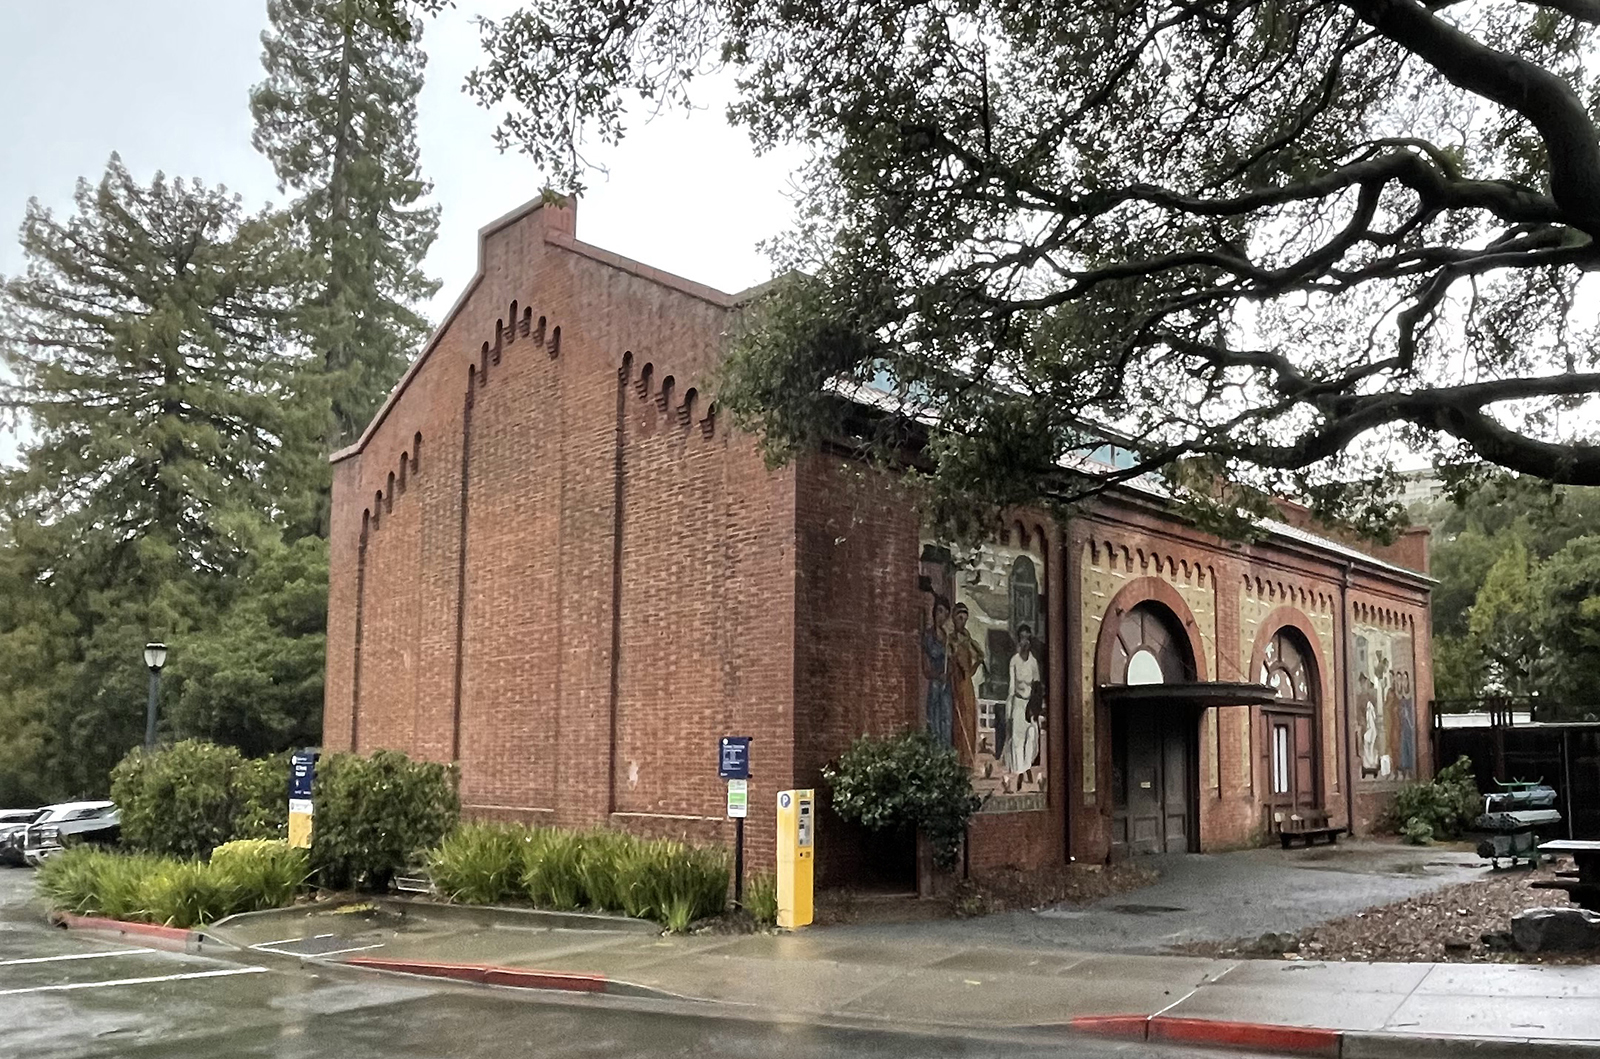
top-left (143, 642), bottom-right (168, 671)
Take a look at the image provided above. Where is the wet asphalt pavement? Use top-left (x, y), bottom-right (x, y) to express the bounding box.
top-left (0, 869), bottom-right (1261, 1059)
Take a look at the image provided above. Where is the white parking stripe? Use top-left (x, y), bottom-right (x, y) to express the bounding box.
top-left (0, 948), bottom-right (153, 966)
top-left (0, 966), bottom-right (267, 995)
top-left (253, 942), bottom-right (385, 958)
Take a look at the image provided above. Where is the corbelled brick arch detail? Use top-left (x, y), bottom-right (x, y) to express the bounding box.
top-left (1093, 575), bottom-right (1211, 686)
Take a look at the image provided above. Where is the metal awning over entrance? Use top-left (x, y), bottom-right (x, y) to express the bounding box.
top-left (1100, 681), bottom-right (1280, 710)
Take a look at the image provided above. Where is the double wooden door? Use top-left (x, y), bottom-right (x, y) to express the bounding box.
top-left (1112, 705), bottom-right (1197, 855)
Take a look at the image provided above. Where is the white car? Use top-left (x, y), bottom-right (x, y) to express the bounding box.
top-left (21, 801), bottom-right (119, 866)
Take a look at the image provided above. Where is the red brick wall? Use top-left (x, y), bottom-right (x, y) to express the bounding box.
top-left (325, 200), bottom-right (802, 874)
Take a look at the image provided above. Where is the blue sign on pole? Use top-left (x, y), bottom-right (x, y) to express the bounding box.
top-left (290, 751), bottom-right (318, 799)
top-left (718, 736), bottom-right (751, 779)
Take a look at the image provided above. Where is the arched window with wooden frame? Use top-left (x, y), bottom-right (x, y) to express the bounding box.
top-left (1107, 603), bottom-right (1195, 686)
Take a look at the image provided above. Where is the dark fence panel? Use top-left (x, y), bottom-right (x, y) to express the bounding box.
top-left (1434, 714), bottom-right (1600, 840)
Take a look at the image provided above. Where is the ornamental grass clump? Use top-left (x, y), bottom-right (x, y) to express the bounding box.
top-left (646, 841), bottom-right (730, 933)
top-left (428, 823), bottom-right (529, 905)
top-left (575, 828), bottom-right (643, 912)
top-left (141, 860), bottom-right (239, 928)
top-left (209, 839), bottom-right (309, 911)
top-left (520, 828), bottom-right (586, 910)
top-left (743, 871), bottom-right (778, 926)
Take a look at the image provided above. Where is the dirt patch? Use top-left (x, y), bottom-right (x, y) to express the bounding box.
top-left (1183, 861), bottom-right (1589, 963)
top-left (813, 862), bottom-right (1159, 926)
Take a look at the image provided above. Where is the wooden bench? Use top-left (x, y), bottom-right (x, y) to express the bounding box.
top-left (1278, 810), bottom-right (1343, 849)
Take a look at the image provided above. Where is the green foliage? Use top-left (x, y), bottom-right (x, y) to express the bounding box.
top-left (823, 730), bottom-right (981, 871)
top-left (209, 839), bottom-right (310, 911)
top-left (1532, 536), bottom-right (1600, 715)
top-left (110, 741), bottom-right (290, 855)
top-left (230, 754), bottom-right (292, 841)
top-left (743, 871), bottom-right (778, 926)
top-left (420, 823), bottom-right (729, 931)
top-left (37, 845), bottom-right (305, 928)
top-left (428, 823), bottom-right (528, 905)
top-left (310, 750), bottom-right (459, 891)
top-left (1400, 818), bottom-right (1435, 846)
top-left (647, 842), bottom-right (730, 933)
top-left (0, 153), bottom-right (327, 797)
top-left (1391, 756), bottom-right (1482, 841)
top-left (469, 0), bottom-right (1600, 534)
top-left (1466, 539), bottom-right (1539, 696)
top-left (576, 828), bottom-right (640, 912)
top-left (252, 0), bottom-right (440, 446)
top-left (141, 860), bottom-right (243, 928)
top-left (519, 828), bottom-right (586, 911)
top-left (112, 741), bottom-right (244, 858)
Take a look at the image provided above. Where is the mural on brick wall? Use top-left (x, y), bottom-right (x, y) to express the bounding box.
top-left (918, 538), bottom-right (1047, 812)
top-left (1352, 624), bottom-right (1417, 781)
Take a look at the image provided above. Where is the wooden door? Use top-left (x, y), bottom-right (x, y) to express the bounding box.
top-left (1113, 706), bottom-right (1196, 855)
top-left (1266, 709), bottom-right (1320, 821)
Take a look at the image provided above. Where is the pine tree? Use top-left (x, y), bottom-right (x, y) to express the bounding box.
top-left (0, 155), bottom-right (320, 792)
top-left (251, 0), bottom-right (440, 449)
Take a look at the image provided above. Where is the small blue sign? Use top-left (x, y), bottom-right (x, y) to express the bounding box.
top-left (290, 751), bottom-right (318, 799)
top-left (718, 736), bottom-right (751, 780)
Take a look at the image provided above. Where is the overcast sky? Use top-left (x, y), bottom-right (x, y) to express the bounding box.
top-left (0, 0), bottom-right (799, 463)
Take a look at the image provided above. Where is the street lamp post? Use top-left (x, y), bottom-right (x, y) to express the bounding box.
top-left (143, 642), bottom-right (167, 750)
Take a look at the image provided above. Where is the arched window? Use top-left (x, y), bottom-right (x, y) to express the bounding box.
top-left (412, 432), bottom-right (422, 473)
top-left (1260, 629), bottom-right (1315, 705)
top-left (1108, 603), bottom-right (1194, 685)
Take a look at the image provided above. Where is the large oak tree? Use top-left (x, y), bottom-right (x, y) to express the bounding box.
top-left (439, 0), bottom-right (1600, 531)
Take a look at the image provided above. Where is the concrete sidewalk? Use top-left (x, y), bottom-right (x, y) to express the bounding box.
top-left (193, 899), bottom-right (1600, 1056)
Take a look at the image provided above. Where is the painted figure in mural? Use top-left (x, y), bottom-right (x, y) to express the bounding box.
top-left (1373, 648), bottom-right (1393, 777)
top-left (1358, 671), bottom-right (1381, 778)
top-left (947, 603), bottom-right (986, 766)
top-left (922, 597), bottom-right (954, 747)
top-left (1003, 624), bottom-right (1043, 784)
top-left (1398, 669), bottom-right (1416, 775)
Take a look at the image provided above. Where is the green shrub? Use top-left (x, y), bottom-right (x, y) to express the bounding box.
top-left (111, 740), bottom-right (243, 857)
top-left (823, 730), bottom-right (982, 871)
top-left (141, 860), bottom-right (239, 928)
top-left (230, 755), bottom-right (291, 841)
top-left (429, 823), bottom-right (528, 905)
top-left (311, 750), bottom-right (460, 891)
top-left (576, 829), bottom-right (642, 912)
top-left (1400, 817), bottom-right (1435, 845)
top-left (521, 828), bottom-right (586, 911)
top-left (743, 871), bottom-right (778, 926)
top-left (210, 839), bottom-right (308, 910)
top-left (38, 845), bottom-right (303, 927)
top-left (1390, 755), bottom-right (1482, 840)
top-left (38, 848), bottom-right (163, 919)
top-left (646, 842), bottom-right (729, 932)
top-left (612, 839), bottom-right (662, 921)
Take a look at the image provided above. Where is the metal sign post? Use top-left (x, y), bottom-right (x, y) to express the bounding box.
top-left (719, 737), bottom-right (751, 907)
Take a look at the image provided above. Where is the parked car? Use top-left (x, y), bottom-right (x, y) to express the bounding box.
top-left (0, 809), bottom-right (43, 867)
top-left (21, 802), bottom-right (119, 866)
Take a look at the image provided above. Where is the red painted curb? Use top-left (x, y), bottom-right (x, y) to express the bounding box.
top-left (1150, 1017), bottom-right (1341, 1057)
top-left (55, 912), bottom-right (194, 943)
top-left (1071, 1014), bottom-right (1342, 1056)
top-left (345, 956), bottom-right (608, 994)
top-left (1067, 1015), bottom-right (1149, 1039)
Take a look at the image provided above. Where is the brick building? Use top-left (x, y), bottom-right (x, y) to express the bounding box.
top-left (325, 197), bottom-right (1435, 884)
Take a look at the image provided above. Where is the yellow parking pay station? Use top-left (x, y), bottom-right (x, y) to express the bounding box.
top-left (775, 789), bottom-right (814, 928)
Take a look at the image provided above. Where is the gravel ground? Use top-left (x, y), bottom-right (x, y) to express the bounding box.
top-left (1184, 859), bottom-right (1589, 963)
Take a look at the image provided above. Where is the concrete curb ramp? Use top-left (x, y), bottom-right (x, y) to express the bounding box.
top-left (1071, 1013), bottom-right (1600, 1058)
top-left (343, 956), bottom-right (678, 1001)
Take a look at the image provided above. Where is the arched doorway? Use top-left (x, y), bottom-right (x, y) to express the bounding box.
top-left (1106, 602), bottom-right (1200, 855)
top-left (1259, 628), bottom-right (1322, 826)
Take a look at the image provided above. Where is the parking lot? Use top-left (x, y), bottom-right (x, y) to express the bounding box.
top-left (0, 869), bottom-right (1216, 1059)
